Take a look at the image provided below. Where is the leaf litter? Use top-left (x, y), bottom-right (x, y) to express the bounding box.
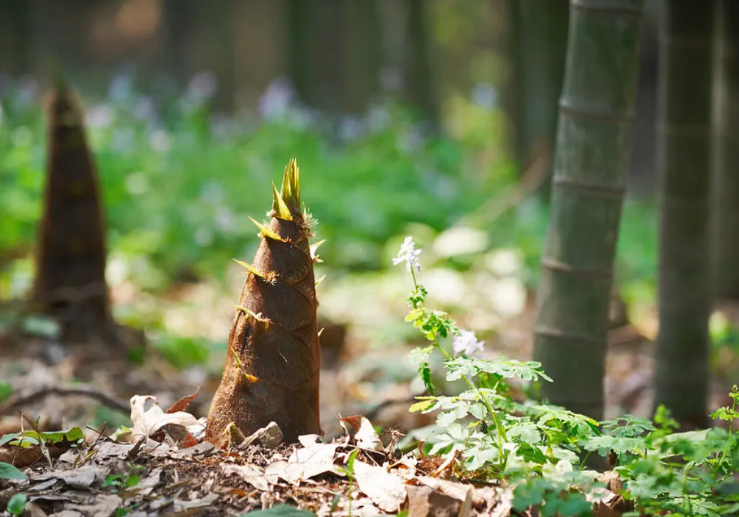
top-left (0, 390), bottom-right (583, 517)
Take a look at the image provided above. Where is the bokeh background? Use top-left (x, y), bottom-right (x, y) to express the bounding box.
top-left (1, 0), bottom-right (732, 433)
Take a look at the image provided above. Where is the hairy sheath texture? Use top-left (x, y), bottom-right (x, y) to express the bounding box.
top-left (33, 83), bottom-right (114, 343)
top-left (206, 161), bottom-right (321, 446)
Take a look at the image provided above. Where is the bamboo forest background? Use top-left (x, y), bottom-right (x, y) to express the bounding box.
top-left (0, 0), bottom-right (735, 431)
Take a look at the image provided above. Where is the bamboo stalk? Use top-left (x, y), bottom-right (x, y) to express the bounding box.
top-left (533, 0), bottom-right (645, 420)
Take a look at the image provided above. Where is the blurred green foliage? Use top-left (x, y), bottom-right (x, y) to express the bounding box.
top-left (0, 78), bottom-right (662, 367)
top-left (0, 80), bottom-right (516, 291)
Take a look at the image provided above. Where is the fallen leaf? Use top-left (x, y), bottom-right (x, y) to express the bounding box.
top-left (415, 476), bottom-right (482, 505)
top-left (27, 478), bottom-right (58, 492)
top-left (339, 416), bottom-right (383, 452)
top-left (64, 493), bottom-right (122, 516)
top-left (130, 395), bottom-right (206, 444)
top-left (0, 446), bottom-right (66, 468)
top-left (326, 496), bottom-right (381, 517)
top-left (240, 504), bottom-right (315, 516)
top-left (25, 501), bottom-right (47, 517)
top-left (173, 492), bottom-right (219, 513)
top-left (352, 460), bottom-right (406, 512)
top-left (35, 464), bottom-right (109, 489)
top-left (180, 433), bottom-right (198, 449)
top-left (489, 487), bottom-right (513, 517)
top-left (174, 442), bottom-right (216, 459)
top-left (407, 485), bottom-right (470, 517)
top-left (126, 468), bottom-right (162, 496)
top-left (289, 442), bottom-right (342, 480)
top-left (222, 464), bottom-right (270, 491)
top-left (266, 442), bottom-right (343, 485)
top-left (166, 387), bottom-right (201, 414)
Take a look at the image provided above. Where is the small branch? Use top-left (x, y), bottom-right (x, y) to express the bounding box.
top-left (0, 385), bottom-right (129, 415)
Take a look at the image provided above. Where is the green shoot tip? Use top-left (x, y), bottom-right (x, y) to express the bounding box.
top-left (271, 183), bottom-right (294, 221)
top-left (280, 158), bottom-right (302, 214)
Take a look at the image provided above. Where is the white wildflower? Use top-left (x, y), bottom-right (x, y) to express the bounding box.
top-left (393, 236), bottom-right (422, 272)
top-left (453, 329), bottom-right (484, 356)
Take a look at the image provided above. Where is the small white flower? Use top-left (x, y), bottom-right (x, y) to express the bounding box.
top-left (393, 236), bottom-right (422, 272)
top-left (453, 329), bottom-right (484, 356)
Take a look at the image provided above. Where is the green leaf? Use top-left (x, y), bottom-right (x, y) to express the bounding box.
top-left (0, 462), bottom-right (27, 481)
top-left (346, 448), bottom-right (359, 472)
top-left (241, 505), bottom-right (315, 516)
top-left (271, 183), bottom-right (294, 221)
top-left (551, 491), bottom-right (592, 517)
top-left (507, 422), bottom-right (542, 444)
top-left (0, 382), bottom-right (12, 403)
top-left (279, 158), bottom-right (302, 214)
top-left (7, 493), bottom-right (27, 515)
top-left (0, 433), bottom-right (20, 447)
top-left (601, 415), bottom-right (655, 437)
top-left (249, 216), bottom-right (285, 242)
top-left (38, 427), bottom-right (84, 444)
top-left (583, 435), bottom-right (648, 456)
top-left (409, 399), bottom-right (436, 413)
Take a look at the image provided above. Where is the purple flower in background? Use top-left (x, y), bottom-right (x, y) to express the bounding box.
top-left (187, 72), bottom-right (218, 103)
top-left (258, 77), bottom-right (295, 120)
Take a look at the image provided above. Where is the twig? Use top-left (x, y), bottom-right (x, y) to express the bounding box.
top-left (0, 385), bottom-right (129, 415)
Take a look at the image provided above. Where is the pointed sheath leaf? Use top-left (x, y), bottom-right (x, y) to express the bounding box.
top-left (248, 217), bottom-right (285, 242)
top-left (233, 259), bottom-right (267, 280)
top-left (310, 240), bottom-right (325, 260)
top-left (271, 183), bottom-right (294, 221)
top-left (230, 347), bottom-right (259, 384)
top-left (236, 305), bottom-right (271, 327)
top-left (315, 275), bottom-right (326, 287)
top-left (280, 158), bottom-right (302, 214)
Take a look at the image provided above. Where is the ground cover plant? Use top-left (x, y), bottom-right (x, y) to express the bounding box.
top-left (395, 238), bottom-right (739, 516)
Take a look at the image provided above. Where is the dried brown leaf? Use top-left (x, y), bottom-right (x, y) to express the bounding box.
top-left (166, 387), bottom-right (201, 414)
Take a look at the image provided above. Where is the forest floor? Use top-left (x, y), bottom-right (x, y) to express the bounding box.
top-left (0, 393), bottom-right (626, 517)
top-left (0, 275), bottom-right (736, 516)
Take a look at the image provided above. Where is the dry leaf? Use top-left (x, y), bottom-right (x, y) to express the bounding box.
top-left (415, 476), bottom-right (482, 505)
top-left (130, 395), bottom-right (206, 444)
top-left (222, 464), bottom-right (270, 491)
top-left (407, 485), bottom-right (472, 517)
top-left (35, 464), bottom-right (109, 489)
top-left (352, 460), bottom-right (406, 512)
top-left (180, 433), bottom-right (198, 449)
top-left (267, 442), bottom-right (343, 484)
top-left (166, 387), bottom-right (201, 414)
top-left (63, 493), bottom-right (122, 516)
top-left (339, 415), bottom-right (383, 452)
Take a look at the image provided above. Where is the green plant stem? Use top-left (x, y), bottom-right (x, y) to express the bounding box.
top-left (431, 341), bottom-right (507, 466)
top-left (409, 267), bottom-right (508, 466)
top-left (713, 395), bottom-right (737, 474)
